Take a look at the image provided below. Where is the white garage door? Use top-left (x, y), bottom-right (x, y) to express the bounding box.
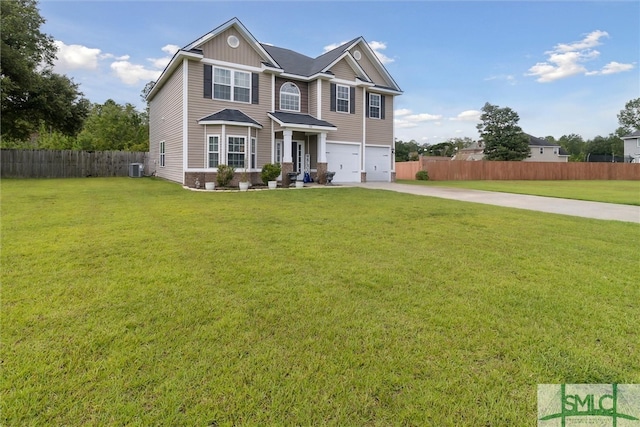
top-left (365, 146), bottom-right (391, 182)
top-left (326, 143), bottom-right (360, 182)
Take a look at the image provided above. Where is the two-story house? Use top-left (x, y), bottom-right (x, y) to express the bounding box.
top-left (524, 135), bottom-right (569, 162)
top-left (146, 18), bottom-right (402, 187)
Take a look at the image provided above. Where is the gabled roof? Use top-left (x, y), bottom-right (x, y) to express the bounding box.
top-left (184, 17), bottom-right (279, 67)
top-left (268, 111), bottom-right (336, 131)
top-left (147, 18), bottom-right (402, 101)
top-left (198, 109), bottom-right (262, 128)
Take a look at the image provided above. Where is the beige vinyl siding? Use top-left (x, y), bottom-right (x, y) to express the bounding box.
top-left (308, 81), bottom-right (318, 117)
top-left (186, 60), bottom-right (272, 169)
top-left (350, 43), bottom-right (388, 87)
top-left (275, 77), bottom-right (308, 114)
top-left (322, 82), bottom-right (363, 142)
top-left (328, 59), bottom-right (357, 81)
top-left (366, 94), bottom-right (394, 146)
top-left (200, 28), bottom-right (264, 67)
top-left (148, 61), bottom-right (184, 183)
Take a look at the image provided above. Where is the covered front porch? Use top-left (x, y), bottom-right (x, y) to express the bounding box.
top-left (268, 112), bottom-right (336, 186)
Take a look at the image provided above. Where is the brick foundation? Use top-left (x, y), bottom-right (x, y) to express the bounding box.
top-left (316, 162), bottom-right (328, 184)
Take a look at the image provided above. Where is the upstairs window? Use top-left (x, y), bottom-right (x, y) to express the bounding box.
top-left (336, 84), bottom-right (350, 113)
top-left (213, 67), bottom-right (250, 103)
top-left (369, 93), bottom-right (381, 119)
top-left (280, 82), bottom-right (300, 112)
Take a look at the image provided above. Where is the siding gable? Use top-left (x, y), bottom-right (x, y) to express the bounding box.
top-left (327, 58), bottom-right (358, 81)
top-left (349, 41), bottom-right (393, 88)
top-left (200, 27), bottom-right (266, 67)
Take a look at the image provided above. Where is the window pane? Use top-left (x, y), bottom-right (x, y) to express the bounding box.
top-left (208, 153), bottom-right (219, 167)
top-left (214, 84), bottom-right (231, 100)
top-left (214, 68), bottom-right (230, 84)
top-left (234, 86), bottom-right (250, 103)
top-left (234, 71), bottom-right (250, 88)
top-left (228, 153), bottom-right (245, 168)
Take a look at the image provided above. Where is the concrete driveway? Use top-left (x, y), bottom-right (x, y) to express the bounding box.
top-left (354, 182), bottom-right (640, 223)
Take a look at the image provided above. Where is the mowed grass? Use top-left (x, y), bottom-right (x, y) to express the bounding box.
top-left (399, 179), bottom-right (640, 205)
top-left (2, 178), bottom-right (639, 426)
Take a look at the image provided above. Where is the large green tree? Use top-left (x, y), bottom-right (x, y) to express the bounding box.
top-left (617, 98), bottom-right (640, 134)
top-left (558, 133), bottom-right (586, 162)
top-left (1, 0), bottom-right (88, 142)
top-left (476, 102), bottom-right (530, 161)
top-left (76, 100), bottom-right (149, 151)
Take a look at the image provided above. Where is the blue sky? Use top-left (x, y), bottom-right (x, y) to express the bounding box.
top-left (39, 1), bottom-right (639, 143)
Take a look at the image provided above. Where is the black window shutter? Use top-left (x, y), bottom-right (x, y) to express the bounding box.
top-left (350, 87), bottom-right (356, 114)
top-left (252, 73), bottom-right (259, 104)
top-left (381, 95), bottom-right (386, 120)
top-left (365, 93), bottom-right (370, 118)
top-left (204, 64), bottom-right (212, 99)
top-left (330, 83), bottom-right (336, 112)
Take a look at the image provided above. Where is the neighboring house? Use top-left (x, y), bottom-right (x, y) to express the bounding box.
top-left (146, 17), bottom-right (402, 186)
top-left (524, 135), bottom-right (568, 162)
top-left (452, 141), bottom-right (484, 161)
top-left (455, 135), bottom-right (568, 162)
top-left (622, 130), bottom-right (640, 163)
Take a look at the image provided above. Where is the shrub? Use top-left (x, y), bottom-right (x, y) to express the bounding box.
top-left (415, 170), bottom-right (429, 181)
top-left (216, 164), bottom-right (235, 187)
top-left (261, 163), bottom-right (281, 184)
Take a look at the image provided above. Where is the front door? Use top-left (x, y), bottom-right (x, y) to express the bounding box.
top-left (292, 141), bottom-right (303, 177)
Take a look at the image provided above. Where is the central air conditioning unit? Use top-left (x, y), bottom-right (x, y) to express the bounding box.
top-left (129, 163), bottom-right (144, 178)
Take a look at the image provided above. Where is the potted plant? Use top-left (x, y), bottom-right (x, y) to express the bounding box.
top-left (261, 163), bottom-right (281, 190)
top-left (238, 167), bottom-right (250, 191)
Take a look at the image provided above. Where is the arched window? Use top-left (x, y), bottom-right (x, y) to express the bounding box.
top-left (280, 82), bottom-right (300, 112)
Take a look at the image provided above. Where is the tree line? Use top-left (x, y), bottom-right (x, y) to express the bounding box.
top-left (396, 99), bottom-right (640, 162)
top-left (1, 0), bottom-right (149, 152)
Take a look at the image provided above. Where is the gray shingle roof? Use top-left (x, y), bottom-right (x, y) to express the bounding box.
top-left (261, 38), bottom-right (360, 77)
top-left (527, 134), bottom-right (560, 147)
top-left (623, 130), bottom-right (640, 138)
top-left (198, 109), bottom-right (262, 127)
top-left (269, 111), bottom-right (336, 129)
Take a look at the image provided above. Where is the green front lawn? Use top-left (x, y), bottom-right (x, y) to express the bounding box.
top-left (399, 179), bottom-right (640, 205)
top-left (2, 178), bottom-right (639, 425)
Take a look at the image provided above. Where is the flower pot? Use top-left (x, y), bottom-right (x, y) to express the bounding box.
top-left (205, 182), bottom-right (215, 190)
top-left (239, 181), bottom-right (250, 192)
top-left (268, 180), bottom-right (277, 190)
top-left (295, 181), bottom-right (304, 188)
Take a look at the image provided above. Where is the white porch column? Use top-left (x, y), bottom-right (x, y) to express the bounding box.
top-left (318, 132), bottom-right (327, 163)
top-left (283, 129), bottom-right (293, 163)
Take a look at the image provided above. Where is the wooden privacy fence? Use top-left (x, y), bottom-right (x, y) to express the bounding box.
top-left (1, 149), bottom-right (149, 178)
top-left (396, 159), bottom-right (640, 181)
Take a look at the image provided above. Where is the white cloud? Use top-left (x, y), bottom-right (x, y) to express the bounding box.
top-left (53, 40), bottom-right (102, 71)
top-left (450, 110), bottom-right (481, 121)
top-left (526, 30), bottom-right (633, 82)
top-left (553, 30), bottom-right (608, 53)
top-left (110, 61), bottom-right (162, 85)
top-left (162, 44), bottom-right (180, 55)
top-left (485, 74), bottom-right (516, 85)
top-left (394, 111), bottom-right (442, 129)
top-left (590, 61), bottom-right (635, 76)
top-left (323, 40), bottom-right (394, 64)
top-left (368, 40), bottom-right (394, 65)
top-left (394, 108), bottom-right (412, 116)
